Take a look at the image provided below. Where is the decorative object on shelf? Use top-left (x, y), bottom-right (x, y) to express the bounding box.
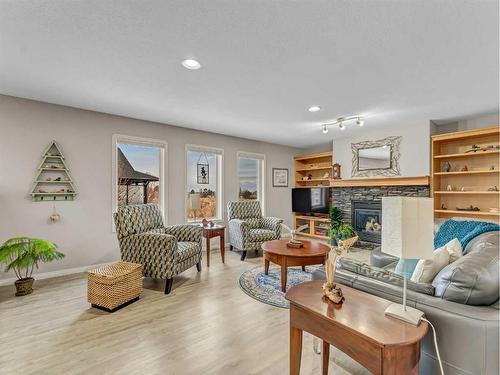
top-left (441, 203), bottom-right (447, 210)
top-left (465, 144), bottom-right (481, 153)
top-left (0, 237), bottom-right (64, 296)
top-left (332, 163), bottom-right (341, 179)
top-left (351, 136), bottom-right (401, 177)
top-left (281, 223), bottom-right (308, 248)
top-left (272, 168), bottom-right (288, 187)
top-left (446, 184), bottom-right (453, 191)
top-left (49, 205), bottom-right (61, 222)
top-left (302, 176), bottom-right (308, 181)
top-left (201, 218), bottom-right (209, 226)
top-left (209, 221), bottom-right (215, 227)
top-left (196, 152), bottom-right (209, 184)
top-left (307, 174), bottom-right (313, 180)
top-left (322, 172), bottom-right (330, 179)
top-left (490, 165), bottom-right (495, 170)
top-left (31, 141), bottom-right (77, 201)
top-left (322, 246), bottom-right (345, 304)
top-left (442, 161), bottom-right (451, 173)
top-left (461, 165), bottom-right (468, 172)
top-left (460, 186), bottom-right (466, 191)
top-left (456, 205), bottom-right (480, 212)
top-left (488, 186), bottom-right (499, 191)
top-left (320, 114), bottom-right (364, 134)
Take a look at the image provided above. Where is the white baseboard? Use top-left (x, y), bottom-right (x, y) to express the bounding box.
top-left (0, 262), bottom-right (114, 286)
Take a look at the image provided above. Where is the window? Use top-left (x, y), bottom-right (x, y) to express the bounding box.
top-left (186, 145), bottom-right (223, 221)
top-left (112, 135), bottom-right (167, 220)
top-left (237, 152), bottom-right (265, 212)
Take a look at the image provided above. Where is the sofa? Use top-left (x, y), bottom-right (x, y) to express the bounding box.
top-left (313, 231), bottom-right (499, 375)
top-left (227, 201), bottom-right (283, 260)
top-left (113, 204), bottom-right (202, 294)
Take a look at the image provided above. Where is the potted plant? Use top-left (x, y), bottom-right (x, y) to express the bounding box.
top-left (329, 206), bottom-right (357, 245)
top-left (0, 237), bottom-right (64, 296)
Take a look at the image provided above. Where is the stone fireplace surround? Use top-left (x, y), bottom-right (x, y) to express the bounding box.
top-left (330, 185), bottom-right (430, 248)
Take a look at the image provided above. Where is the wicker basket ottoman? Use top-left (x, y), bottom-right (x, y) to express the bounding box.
top-left (88, 261), bottom-right (143, 312)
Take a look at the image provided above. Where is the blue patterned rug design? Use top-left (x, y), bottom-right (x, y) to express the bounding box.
top-left (239, 266), bottom-right (317, 308)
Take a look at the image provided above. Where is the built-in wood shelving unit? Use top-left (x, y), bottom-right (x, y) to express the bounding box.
top-left (431, 126), bottom-right (499, 221)
top-left (293, 151), bottom-right (333, 238)
top-left (294, 151), bottom-right (333, 188)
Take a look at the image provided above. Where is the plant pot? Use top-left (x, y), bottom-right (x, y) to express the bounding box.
top-left (14, 277), bottom-right (34, 296)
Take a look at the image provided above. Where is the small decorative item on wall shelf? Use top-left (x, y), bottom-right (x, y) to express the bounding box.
top-left (30, 141), bottom-right (77, 202)
top-left (442, 161), bottom-right (451, 172)
top-left (332, 163), bottom-right (341, 179)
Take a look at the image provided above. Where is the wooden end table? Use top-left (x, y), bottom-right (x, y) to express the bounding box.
top-left (201, 225), bottom-right (225, 267)
top-left (285, 280), bottom-right (428, 375)
top-left (262, 239), bottom-right (330, 292)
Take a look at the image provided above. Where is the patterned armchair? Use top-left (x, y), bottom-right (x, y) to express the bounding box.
top-left (113, 204), bottom-right (202, 294)
top-left (227, 201), bottom-right (283, 261)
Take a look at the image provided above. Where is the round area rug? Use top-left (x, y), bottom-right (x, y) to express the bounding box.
top-left (239, 266), bottom-right (316, 308)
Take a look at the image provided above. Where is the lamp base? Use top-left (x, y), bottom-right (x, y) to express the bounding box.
top-left (384, 303), bottom-right (424, 326)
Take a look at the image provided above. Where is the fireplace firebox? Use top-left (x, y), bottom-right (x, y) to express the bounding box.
top-left (351, 200), bottom-right (382, 244)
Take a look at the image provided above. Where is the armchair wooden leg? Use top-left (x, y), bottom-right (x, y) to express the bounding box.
top-left (196, 261), bottom-right (202, 272)
top-left (164, 278), bottom-right (173, 294)
top-left (240, 251), bottom-right (247, 261)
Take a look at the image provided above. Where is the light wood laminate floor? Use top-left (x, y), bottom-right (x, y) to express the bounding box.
top-left (0, 249), bottom-right (369, 375)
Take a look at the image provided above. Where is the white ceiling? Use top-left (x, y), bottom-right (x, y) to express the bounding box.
top-left (0, 1), bottom-right (498, 148)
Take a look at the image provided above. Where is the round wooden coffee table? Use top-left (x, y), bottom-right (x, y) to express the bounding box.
top-left (262, 239), bottom-right (330, 292)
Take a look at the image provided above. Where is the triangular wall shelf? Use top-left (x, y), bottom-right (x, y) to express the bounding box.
top-left (31, 141), bottom-right (77, 201)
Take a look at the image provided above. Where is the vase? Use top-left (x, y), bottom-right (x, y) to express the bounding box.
top-left (442, 161), bottom-right (451, 173)
top-left (14, 277), bottom-right (34, 296)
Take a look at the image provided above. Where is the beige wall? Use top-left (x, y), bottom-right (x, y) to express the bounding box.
top-left (0, 95), bottom-right (302, 280)
top-left (431, 113), bottom-right (499, 135)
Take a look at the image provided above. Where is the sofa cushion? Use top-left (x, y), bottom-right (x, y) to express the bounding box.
top-left (338, 258), bottom-right (435, 295)
top-left (410, 240), bottom-right (454, 283)
top-left (176, 242), bottom-right (199, 262)
top-left (248, 228), bottom-right (276, 242)
top-left (432, 239), bottom-right (499, 305)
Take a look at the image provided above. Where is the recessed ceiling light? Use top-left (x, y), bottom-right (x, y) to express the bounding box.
top-left (182, 59), bottom-right (201, 70)
top-left (308, 106), bottom-right (321, 113)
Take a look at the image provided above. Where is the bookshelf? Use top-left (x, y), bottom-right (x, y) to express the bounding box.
top-left (431, 126), bottom-right (499, 221)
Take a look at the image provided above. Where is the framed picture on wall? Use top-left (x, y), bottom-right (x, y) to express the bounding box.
top-left (272, 168), bottom-right (288, 187)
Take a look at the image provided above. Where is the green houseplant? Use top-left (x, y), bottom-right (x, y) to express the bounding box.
top-left (329, 206), bottom-right (357, 244)
top-left (0, 237), bottom-right (64, 296)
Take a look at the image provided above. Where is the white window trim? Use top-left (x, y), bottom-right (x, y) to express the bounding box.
top-left (237, 151), bottom-right (266, 216)
top-left (111, 134), bottom-right (168, 231)
top-left (185, 144), bottom-right (224, 223)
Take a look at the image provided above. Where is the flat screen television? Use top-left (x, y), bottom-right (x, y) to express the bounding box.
top-left (292, 187), bottom-right (329, 214)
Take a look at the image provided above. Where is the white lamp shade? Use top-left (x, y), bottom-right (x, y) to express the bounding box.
top-left (381, 197), bottom-right (434, 260)
top-left (188, 192), bottom-right (201, 210)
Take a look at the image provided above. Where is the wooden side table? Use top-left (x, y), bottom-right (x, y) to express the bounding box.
top-left (201, 225), bottom-right (225, 267)
top-left (285, 281), bottom-right (428, 375)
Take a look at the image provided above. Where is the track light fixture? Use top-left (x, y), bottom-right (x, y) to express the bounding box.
top-left (321, 115), bottom-right (365, 134)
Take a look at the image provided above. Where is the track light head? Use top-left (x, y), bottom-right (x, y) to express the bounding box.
top-left (322, 125), bottom-right (329, 134)
top-left (339, 122), bottom-right (345, 131)
top-left (357, 118), bottom-right (364, 127)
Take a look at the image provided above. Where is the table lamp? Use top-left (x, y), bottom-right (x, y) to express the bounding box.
top-left (381, 197), bottom-right (434, 326)
top-left (188, 192), bottom-right (201, 223)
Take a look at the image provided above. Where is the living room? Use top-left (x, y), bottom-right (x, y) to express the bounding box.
top-left (0, 2), bottom-right (499, 375)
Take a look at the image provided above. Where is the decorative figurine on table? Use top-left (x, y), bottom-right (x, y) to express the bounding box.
top-left (280, 223), bottom-right (308, 248)
top-left (442, 161), bottom-right (451, 172)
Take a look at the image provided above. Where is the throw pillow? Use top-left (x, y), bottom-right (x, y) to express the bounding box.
top-left (411, 243), bottom-right (450, 284)
top-left (445, 238), bottom-right (462, 263)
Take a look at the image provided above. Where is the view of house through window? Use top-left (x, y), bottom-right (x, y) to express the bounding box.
top-left (117, 143), bottom-right (161, 207)
top-left (186, 147), bottom-right (222, 220)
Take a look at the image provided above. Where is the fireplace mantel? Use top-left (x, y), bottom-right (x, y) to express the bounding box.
top-left (329, 175), bottom-right (429, 188)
